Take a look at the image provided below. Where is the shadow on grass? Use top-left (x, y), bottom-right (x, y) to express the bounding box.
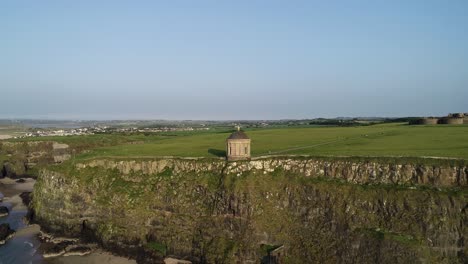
top-left (208, 148), bottom-right (226, 157)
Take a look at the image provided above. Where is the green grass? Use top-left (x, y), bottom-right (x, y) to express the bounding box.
top-left (260, 244), bottom-right (283, 254)
top-left (358, 228), bottom-right (420, 246)
top-left (7, 133), bottom-right (174, 153)
top-left (7, 123), bottom-right (468, 160)
top-left (76, 123), bottom-right (468, 160)
top-left (146, 242), bottom-right (167, 255)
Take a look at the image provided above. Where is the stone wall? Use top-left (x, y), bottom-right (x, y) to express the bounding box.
top-left (412, 118), bottom-right (439, 125)
top-left (439, 118), bottom-right (464, 125)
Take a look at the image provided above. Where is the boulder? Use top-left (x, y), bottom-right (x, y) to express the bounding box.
top-left (0, 163), bottom-right (5, 178)
top-left (3, 161), bottom-right (27, 178)
top-left (0, 223), bottom-right (14, 245)
top-left (0, 206), bottom-right (9, 217)
top-left (19, 192), bottom-right (32, 207)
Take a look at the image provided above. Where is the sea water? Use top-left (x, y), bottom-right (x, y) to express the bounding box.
top-left (0, 190), bottom-right (44, 264)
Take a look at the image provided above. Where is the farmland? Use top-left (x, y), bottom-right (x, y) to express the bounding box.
top-left (9, 123), bottom-right (468, 160)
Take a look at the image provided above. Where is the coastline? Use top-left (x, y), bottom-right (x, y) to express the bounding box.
top-left (0, 177), bottom-right (137, 264)
top-left (45, 250), bottom-right (137, 264)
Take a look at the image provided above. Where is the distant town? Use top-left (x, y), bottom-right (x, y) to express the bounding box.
top-left (21, 126), bottom-right (211, 138)
top-left (0, 113), bottom-right (466, 139)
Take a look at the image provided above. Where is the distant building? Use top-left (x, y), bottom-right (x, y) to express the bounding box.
top-left (410, 117), bottom-right (439, 125)
top-left (439, 117), bottom-right (464, 125)
top-left (410, 113), bottom-right (466, 126)
top-left (226, 127), bottom-right (251, 161)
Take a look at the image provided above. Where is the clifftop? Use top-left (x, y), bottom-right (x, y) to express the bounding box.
top-left (75, 156), bottom-right (468, 187)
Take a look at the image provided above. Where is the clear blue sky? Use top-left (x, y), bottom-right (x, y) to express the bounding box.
top-left (1, 1), bottom-right (467, 120)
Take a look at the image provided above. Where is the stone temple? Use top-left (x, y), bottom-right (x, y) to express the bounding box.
top-left (226, 127), bottom-right (251, 161)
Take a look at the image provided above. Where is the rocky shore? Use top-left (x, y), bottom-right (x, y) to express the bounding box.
top-left (0, 223), bottom-right (14, 244)
top-left (0, 177), bottom-right (137, 264)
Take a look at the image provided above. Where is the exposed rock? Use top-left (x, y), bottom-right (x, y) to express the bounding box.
top-left (164, 257), bottom-right (192, 264)
top-left (62, 245), bottom-right (93, 256)
top-left (40, 240), bottom-right (74, 258)
top-left (19, 192), bottom-right (32, 206)
top-left (52, 143), bottom-right (69, 150)
top-left (38, 231), bottom-right (86, 258)
top-left (0, 223), bottom-right (14, 245)
top-left (3, 161), bottom-right (27, 178)
top-left (16, 178), bottom-right (26, 183)
top-left (41, 242), bottom-right (95, 258)
top-left (33, 157), bottom-right (468, 263)
top-left (54, 154), bottom-right (72, 163)
top-left (38, 231), bottom-right (79, 244)
top-left (78, 157), bottom-right (468, 187)
top-left (0, 206), bottom-right (9, 217)
top-left (0, 141), bottom-right (71, 178)
top-left (0, 164), bottom-right (5, 179)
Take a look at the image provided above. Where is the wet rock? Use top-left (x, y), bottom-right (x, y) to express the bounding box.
top-left (40, 240), bottom-right (75, 258)
top-left (39, 231), bottom-right (95, 258)
top-left (63, 245), bottom-right (93, 256)
top-left (0, 206), bottom-right (9, 217)
top-left (0, 223), bottom-right (14, 245)
top-left (0, 164), bottom-right (5, 179)
top-left (19, 192), bottom-right (32, 206)
top-left (38, 231), bottom-right (94, 258)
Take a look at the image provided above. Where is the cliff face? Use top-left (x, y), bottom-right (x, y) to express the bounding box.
top-left (78, 157), bottom-right (468, 187)
top-left (32, 157), bottom-right (467, 263)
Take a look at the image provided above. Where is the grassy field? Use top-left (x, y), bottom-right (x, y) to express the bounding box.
top-left (51, 123), bottom-right (468, 160)
top-left (5, 123), bottom-right (468, 160)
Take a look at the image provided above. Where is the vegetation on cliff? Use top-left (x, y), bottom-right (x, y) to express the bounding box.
top-left (32, 157), bottom-right (467, 263)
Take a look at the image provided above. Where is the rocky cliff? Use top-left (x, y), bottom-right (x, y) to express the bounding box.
top-left (0, 141), bottom-right (71, 178)
top-left (32, 157), bottom-right (467, 263)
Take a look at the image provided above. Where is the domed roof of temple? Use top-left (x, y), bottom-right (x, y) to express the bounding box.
top-left (227, 130), bottom-right (249, 140)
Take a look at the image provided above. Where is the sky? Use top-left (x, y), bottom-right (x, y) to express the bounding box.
top-left (1, 1), bottom-right (467, 120)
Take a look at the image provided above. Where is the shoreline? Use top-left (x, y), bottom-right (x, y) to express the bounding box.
top-left (45, 249), bottom-right (137, 264)
top-left (0, 177), bottom-right (137, 264)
